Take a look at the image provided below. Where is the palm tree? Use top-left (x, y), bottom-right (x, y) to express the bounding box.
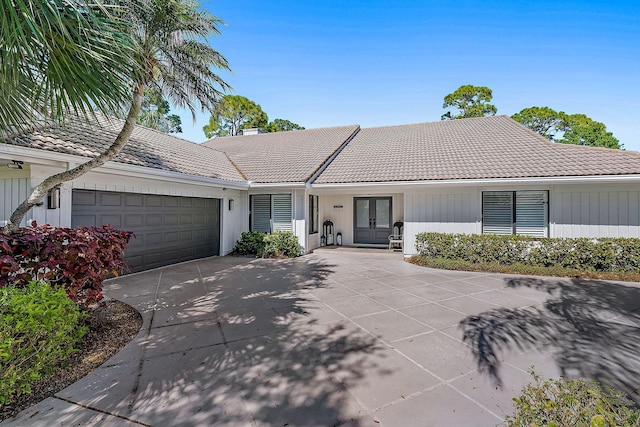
top-left (5, 0), bottom-right (231, 230)
top-left (0, 0), bottom-right (134, 130)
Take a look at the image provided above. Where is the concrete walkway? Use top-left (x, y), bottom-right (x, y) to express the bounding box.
top-left (4, 248), bottom-right (640, 426)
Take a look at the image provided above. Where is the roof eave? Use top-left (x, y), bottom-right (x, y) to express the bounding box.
top-left (0, 144), bottom-right (249, 190)
top-left (311, 174), bottom-right (640, 190)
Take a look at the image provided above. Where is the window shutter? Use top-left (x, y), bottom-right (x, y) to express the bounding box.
top-left (272, 194), bottom-right (292, 232)
top-left (515, 191), bottom-right (548, 237)
top-left (251, 195), bottom-right (271, 232)
top-left (483, 192), bottom-right (513, 235)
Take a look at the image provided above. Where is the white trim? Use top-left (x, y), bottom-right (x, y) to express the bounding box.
top-left (248, 182), bottom-right (306, 189)
top-left (311, 174), bottom-right (640, 191)
top-left (0, 144), bottom-right (248, 189)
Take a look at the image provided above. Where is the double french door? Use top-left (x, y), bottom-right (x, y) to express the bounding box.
top-left (353, 197), bottom-right (392, 244)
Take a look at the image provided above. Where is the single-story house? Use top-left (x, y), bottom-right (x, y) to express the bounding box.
top-left (2, 114), bottom-right (640, 271)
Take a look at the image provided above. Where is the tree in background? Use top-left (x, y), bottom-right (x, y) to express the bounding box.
top-left (137, 89), bottom-right (182, 133)
top-left (203, 95), bottom-right (304, 137)
top-left (203, 95), bottom-right (268, 137)
top-left (263, 118), bottom-right (305, 133)
top-left (512, 107), bottom-right (621, 149)
top-left (0, 0), bottom-right (133, 131)
top-left (511, 106), bottom-right (566, 140)
top-left (5, 0), bottom-right (231, 231)
top-left (559, 114), bottom-right (621, 149)
top-left (441, 84), bottom-right (497, 120)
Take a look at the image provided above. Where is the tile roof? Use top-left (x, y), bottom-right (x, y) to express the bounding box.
top-left (6, 115), bottom-right (245, 182)
top-left (202, 125), bottom-right (360, 183)
top-left (314, 116), bottom-right (640, 184)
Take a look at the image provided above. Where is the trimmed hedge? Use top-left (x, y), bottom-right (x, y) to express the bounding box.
top-left (0, 281), bottom-right (87, 404)
top-left (415, 232), bottom-right (640, 273)
top-left (505, 372), bottom-right (640, 427)
top-left (234, 231), bottom-right (302, 258)
top-left (0, 223), bottom-right (134, 304)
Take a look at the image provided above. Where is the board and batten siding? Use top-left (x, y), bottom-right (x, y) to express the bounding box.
top-left (0, 169), bottom-right (32, 227)
top-left (315, 193), bottom-right (403, 249)
top-left (404, 190), bottom-right (480, 255)
top-left (551, 185), bottom-right (640, 238)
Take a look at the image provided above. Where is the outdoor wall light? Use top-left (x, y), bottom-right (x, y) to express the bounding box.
top-left (7, 160), bottom-right (23, 170)
top-left (47, 187), bottom-right (60, 209)
top-left (228, 198), bottom-right (235, 211)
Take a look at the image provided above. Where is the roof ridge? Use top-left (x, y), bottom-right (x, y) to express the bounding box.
top-left (358, 115), bottom-right (509, 131)
top-left (306, 125), bottom-right (361, 184)
top-left (203, 124), bottom-right (361, 143)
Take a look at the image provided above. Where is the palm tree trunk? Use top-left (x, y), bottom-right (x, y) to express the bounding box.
top-left (4, 82), bottom-right (145, 233)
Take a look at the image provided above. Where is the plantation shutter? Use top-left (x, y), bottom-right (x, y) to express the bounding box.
top-left (515, 191), bottom-right (548, 237)
top-left (251, 195), bottom-right (271, 232)
top-left (482, 192), bottom-right (513, 235)
top-left (271, 194), bottom-right (292, 232)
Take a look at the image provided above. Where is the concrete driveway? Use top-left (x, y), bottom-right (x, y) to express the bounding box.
top-left (4, 248), bottom-right (640, 426)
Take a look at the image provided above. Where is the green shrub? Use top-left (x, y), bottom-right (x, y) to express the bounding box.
top-left (505, 372), bottom-right (640, 427)
top-left (0, 281), bottom-right (87, 404)
top-left (262, 231), bottom-right (302, 258)
top-left (415, 232), bottom-right (640, 273)
top-left (234, 231), bottom-right (267, 256)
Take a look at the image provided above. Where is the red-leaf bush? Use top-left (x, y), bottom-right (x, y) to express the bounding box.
top-left (0, 223), bottom-right (134, 304)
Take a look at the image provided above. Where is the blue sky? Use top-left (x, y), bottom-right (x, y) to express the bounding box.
top-left (175, 0), bottom-right (640, 151)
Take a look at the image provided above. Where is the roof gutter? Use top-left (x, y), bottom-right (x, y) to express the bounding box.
top-left (248, 182), bottom-right (307, 189)
top-left (311, 174), bottom-right (640, 190)
top-left (0, 144), bottom-right (249, 190)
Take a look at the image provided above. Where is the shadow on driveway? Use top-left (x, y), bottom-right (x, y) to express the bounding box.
top-left (460, 277), bottom-right (640, 403)
top-left (107, 256), bottom-right (384, 426)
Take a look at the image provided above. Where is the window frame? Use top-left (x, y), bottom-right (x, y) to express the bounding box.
top-left (249, 194), bottom-right (293, 233)
top-left (482, 190), bottom-right (549, 237)
top-left (309, 195), bottom-right (319, 234)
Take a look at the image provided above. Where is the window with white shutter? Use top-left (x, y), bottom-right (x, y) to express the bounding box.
top-left (251, 195), bottom-right (271, 232)
top-left (482, 192), bottom-right (514, 235)
top-left (482, 191), bottom-right (548, 237)
top-left (515, 191), bottom-right (548, 237)
top-left (250, 194), bottom-right (293, 233)
top-left (272, 194), bottom-right (292, 232)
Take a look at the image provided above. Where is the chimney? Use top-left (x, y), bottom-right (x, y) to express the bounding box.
top-left (241, 128), bottom-right (264, 135)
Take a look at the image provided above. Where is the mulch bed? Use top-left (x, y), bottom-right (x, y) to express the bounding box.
top-left (0, 300), bottom-right (143, 421)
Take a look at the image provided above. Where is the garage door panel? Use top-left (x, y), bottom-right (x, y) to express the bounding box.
top-left (145, 215), bottom-right (163, 226)
top-left (74, 191), bottom-right (96, 205)
top-left (72, 215), bottom-right (96, 227)
top-left (165, 198), bottom-right (179, 207)
top-left (72, 190), bottom-right (220, 272)
top-left (165, 231), bottom-right (180, 242)
top-left (125, 194), bottom-right (143, 206)
top-left (100, 215), bottom-right (121, 227)
top-left (164, 214), bottom-right (179, 225)
top-left (146, 196), bottom-right (163, 207)
top-left (124, 214), bottom-right (143, 227)
top-left (100, 193), bottom-right (121, 206)
top-left (146, 232), bottom-right (163, 244)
